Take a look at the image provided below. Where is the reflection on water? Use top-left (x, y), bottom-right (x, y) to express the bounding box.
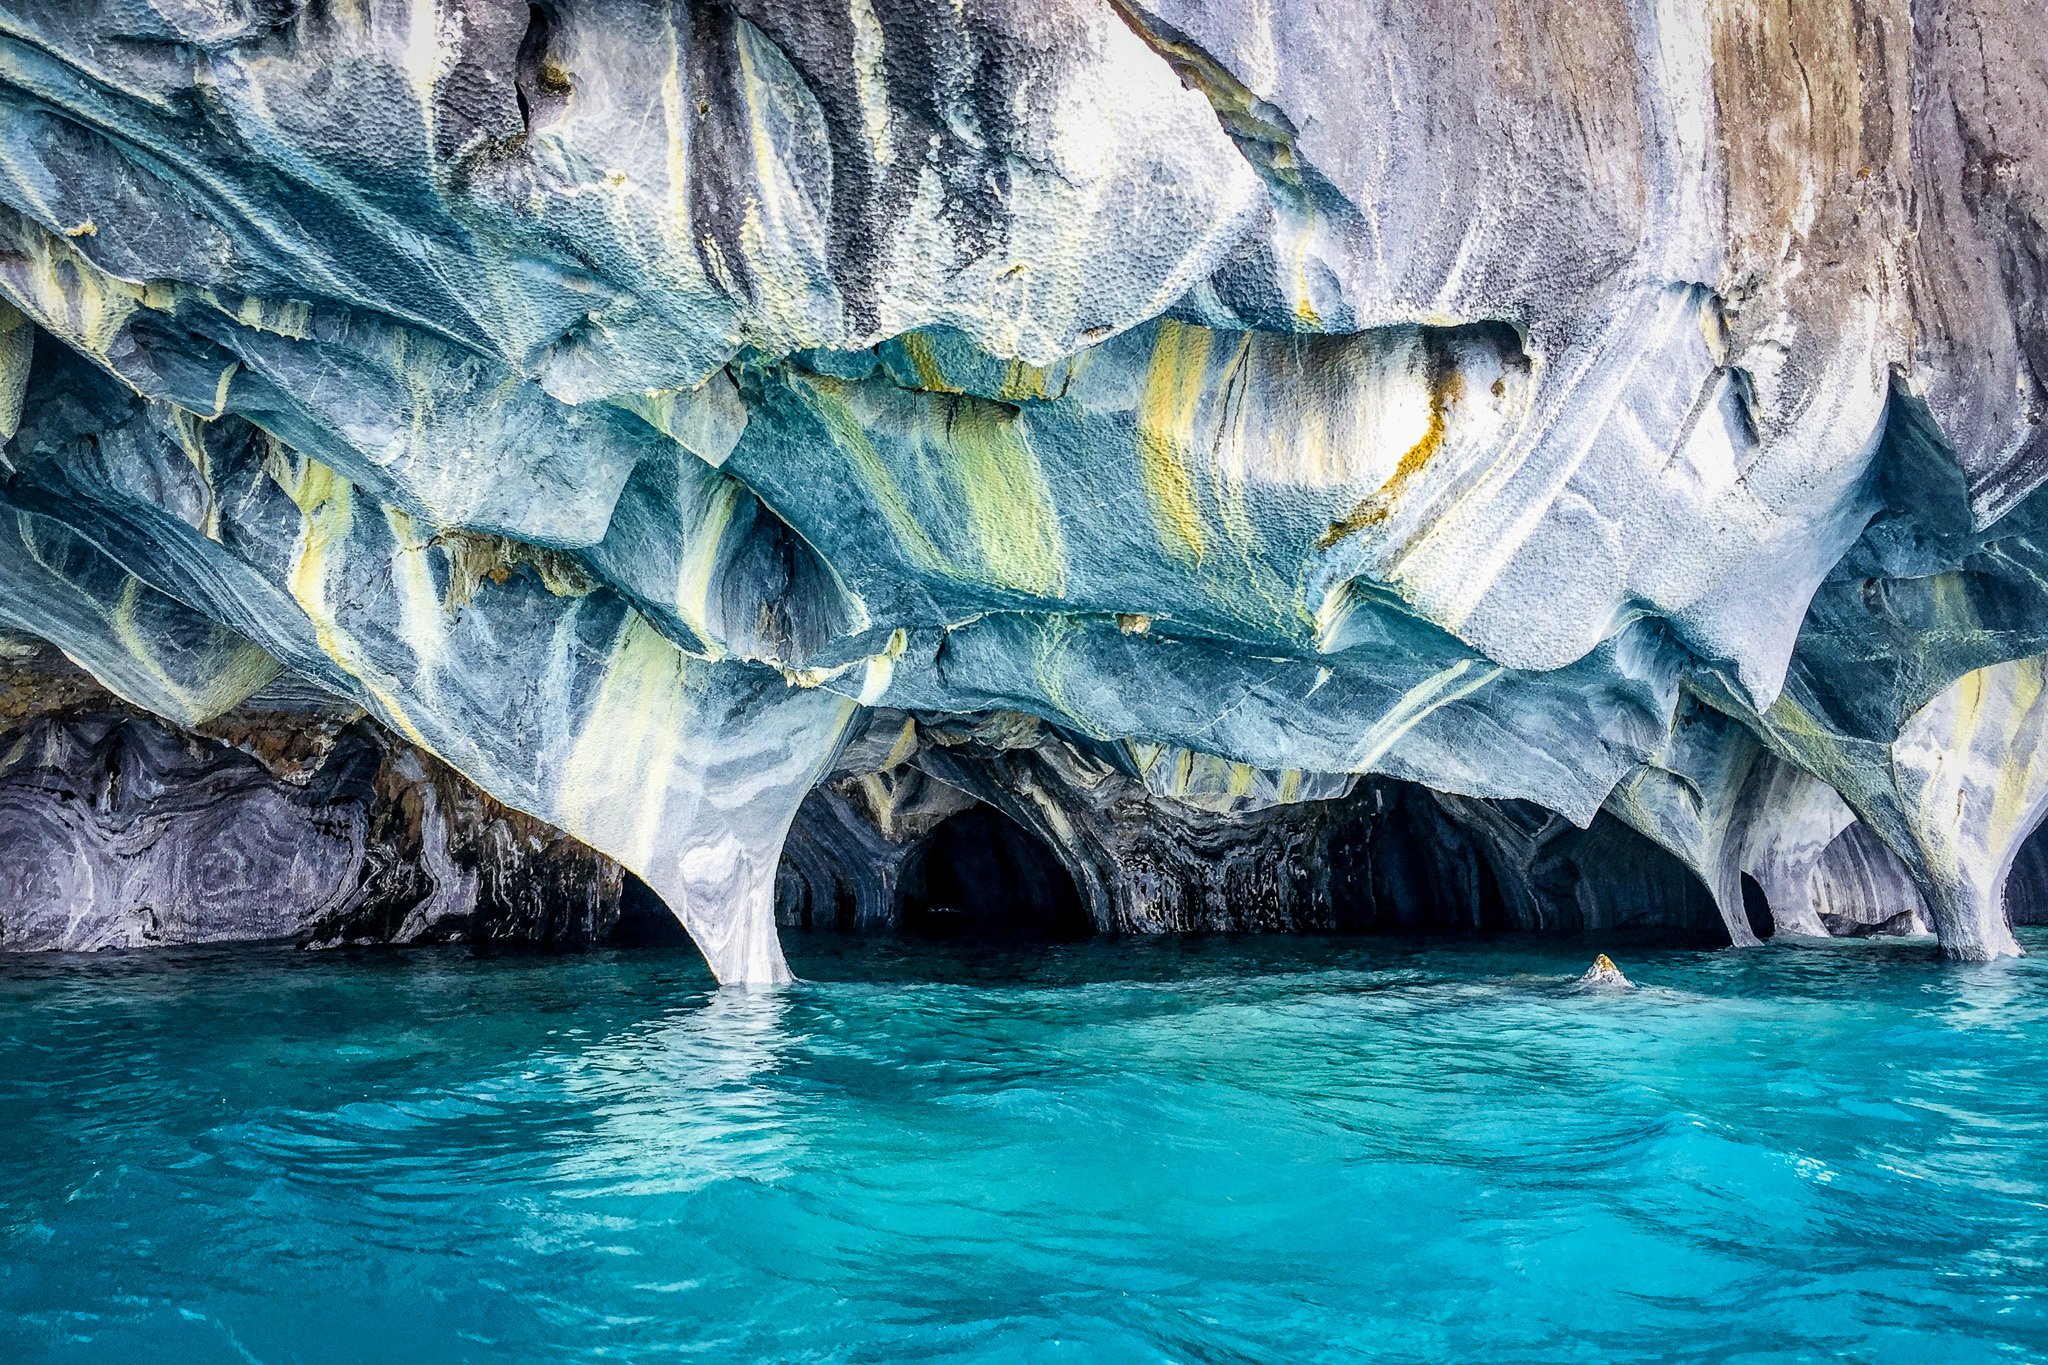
top-left (552, 982), bottom-right (799, 1196)
top-left (3, 932), bottom-right (2047, 1363)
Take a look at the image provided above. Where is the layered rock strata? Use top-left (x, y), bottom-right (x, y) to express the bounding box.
top-left (0, 1), bottom-right (2042, 978)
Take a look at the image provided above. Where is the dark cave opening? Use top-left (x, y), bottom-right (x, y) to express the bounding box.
top-left (1740, 873), bottom-right (1776, 941)
top-left (770, 758), bottom-right (1742, 950)
top-left (609, 870), bottom-right (696, 948)
top-left (2005, 819), bottom-right (2048, 927)
top-left (898, 805), bottom-right (1091, 942)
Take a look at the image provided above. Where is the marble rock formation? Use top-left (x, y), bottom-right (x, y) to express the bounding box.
top-left (0, 0), bottom-right (2043, 979)
top-left (0, 637), bottom-right (639, 949)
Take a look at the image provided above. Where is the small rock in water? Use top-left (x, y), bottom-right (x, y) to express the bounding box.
top-left (1576, 954), bottom-right (1633, 991)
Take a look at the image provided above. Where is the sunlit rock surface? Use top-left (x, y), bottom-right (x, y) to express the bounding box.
top-left (0, 0), bottom-right (2043, 977)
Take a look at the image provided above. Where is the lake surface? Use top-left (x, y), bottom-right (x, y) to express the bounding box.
top-left (3, 931), bottom-right (2045, 1364)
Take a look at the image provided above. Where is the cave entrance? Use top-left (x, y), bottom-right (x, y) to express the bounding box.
top-left (900, 805), bottom-right (1091, 942)
top-left (1740, 873), bottom-right (1776, 941)
top-left (610, 870), bottom-right (696, 948)
top-left (2004, 818), bottom-right (2048, 928)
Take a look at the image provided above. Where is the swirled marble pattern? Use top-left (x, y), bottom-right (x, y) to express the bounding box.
top-left (0, 1), bottom-right (2042, 975)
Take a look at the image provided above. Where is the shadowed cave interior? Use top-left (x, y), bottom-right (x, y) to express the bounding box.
top-left (769, 765), bottom-right (1741, 950)
top-left (0, 646), bottom-right (1976, 957)
top-left (1741, 874), bottom-right (1777, 942)
top-left (898, 806), bottom-right (1093, 943)
top-left (2006, 823), bottom-right (2048, 928)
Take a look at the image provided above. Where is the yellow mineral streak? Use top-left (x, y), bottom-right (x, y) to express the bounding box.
top-left (658, 9), bottom-right (695, 250)
top-left (1930, 570), bottom-right (1974, 635)
top-left (1312, 579), bottom-right (1358, 652)
top-left (1209, 332), bottom-right (1259, 482)
top-left (1134, 320), bottom-right (1213, 562)
top-left (401, 0), bottom-right (448, 126)
top-left (733, 26), bottom-right (831, 346)
top-left (895, 332), bottom-right (1066, 404)
top-left (999, 358), bottom-right (1060, 402)
top-left (881, 713), bottom-right (919, 769)
top-left (939, 399), bottom-right (1066, 597)
top-left (13, 510), bottom-right (277, 723)
top-left (560, 612), bottom-right (693, 870)
top-left (270, 450), bottom-right (428, 744)
top-left (1317, 358), bottom-right (1461, 550)
top-left (855, 627), bottom-right (908, 705)
top-left (793, 373), bottom-right (947, 570)
top-left (106, 577), bottom-right (281, 724)
top-left (898, 332), bottom-right (960, 394)
top-left (1927, 657), bottom-right (2048, 871)
top-left (1030, 614), bottom-right (1090, 729)
top-left (1105, 0), bottom-right (1295, 168)
top-left (1982, 663), bottom-right (2048, 855)
top-left (1200, 338), bottom-right (1302, 630)
top-left (274, 453), bottom-right (348, 653)
top-left (382, 507), bottom-right (448, 679)
top-left (231, 292), bottom-right (313, 340)
top-left (673, 478), bottom-right (743, 658)
top-left (779, 626), bottom-right (903, 695)
top-left (1991, 660), bottom-right (2048, 847)
top-left (205, 361), bottom-right (237, 422)
top-left (1290, 206), bottom-right (1322, 326)
top-left (166, 409), bottom-right (223, 541)
top-left (1017, 772), bottom-right (1078, 846)
top-left (7, 226), bottom-right (145, 361)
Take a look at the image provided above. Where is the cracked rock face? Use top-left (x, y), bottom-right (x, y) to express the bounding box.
top-left (0, 0), bottom-right (2043, 979)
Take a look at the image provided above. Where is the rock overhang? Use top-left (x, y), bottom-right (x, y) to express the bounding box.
top-left (0, 0), bottom-right (2042, 976)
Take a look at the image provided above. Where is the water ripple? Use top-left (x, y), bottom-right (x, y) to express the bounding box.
top-left (3, 933), bottom-right (2047, 1362)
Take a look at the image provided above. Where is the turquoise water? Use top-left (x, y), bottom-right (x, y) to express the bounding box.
top-left (3, 933), bottom-right (2047, 1364)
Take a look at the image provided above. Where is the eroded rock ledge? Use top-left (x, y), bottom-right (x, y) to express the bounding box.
top-left (0, 1), bottom-right (2044, 977)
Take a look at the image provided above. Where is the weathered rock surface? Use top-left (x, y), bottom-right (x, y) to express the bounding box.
top-left (0, 1), bottom-right (2043, 977)
top-left (778, 709), bottom-right (1729, 944)
top-left (0, 640), bottom-right (636, 949)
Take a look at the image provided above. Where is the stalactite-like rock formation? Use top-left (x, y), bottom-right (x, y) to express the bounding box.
top-left (0, 1), bottom-right (2043, 978)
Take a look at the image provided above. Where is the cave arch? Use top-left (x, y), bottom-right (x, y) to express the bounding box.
top-left (899, 805), bottom-right (1091, 941)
